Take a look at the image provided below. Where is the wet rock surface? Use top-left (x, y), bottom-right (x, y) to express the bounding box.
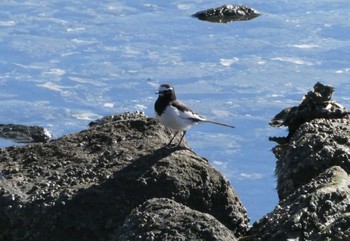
top-left (192, 5), bottom-right (260, 23)
top-left (0, 112), bottom-right (248, 241)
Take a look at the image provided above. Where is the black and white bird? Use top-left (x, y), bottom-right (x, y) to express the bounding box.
top-left (154, 83), bottom-right (235, 147)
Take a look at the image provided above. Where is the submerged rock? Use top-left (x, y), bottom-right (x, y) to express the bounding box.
top-left (0, 124), bottom-right (51, 143)
top-left (193, 5), bottom-right (260, 23)
top-left (0, 112), bottom-right (248, 241)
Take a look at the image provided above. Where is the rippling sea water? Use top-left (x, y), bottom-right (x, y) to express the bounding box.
top-left (0, 0), bottom-right (349, 222)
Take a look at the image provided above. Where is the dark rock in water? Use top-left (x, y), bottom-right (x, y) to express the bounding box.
top-left (119, 198), bottom-right (238, 241)
top-left (0, 112), bottom-right (248, 241)
top-left (269, 82), bottom-right (350, 144)
top-left (245, 166), bottom-right (350, 241)
top-left (193, 5), bottom-right (260, 23)
top-left (0, 124), bottom-right (51, 143)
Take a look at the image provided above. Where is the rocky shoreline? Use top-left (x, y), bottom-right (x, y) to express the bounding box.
top-left (0, 112), bottom-right (247, 241)
top-left (1, 83), bottom-right (350, 240)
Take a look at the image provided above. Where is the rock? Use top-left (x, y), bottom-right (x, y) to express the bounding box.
top-left (274, 117), bottom-right (350, 199)
top-left (0, 124), bottom-right (51, 143)
top-left (118, 198), bottom-right (238, 241)
top-left (250, 82), bottom-right (350, 241)
top-left (245, 166), bottom-right (350, 241)
top-left (192, 5), bottom-right (260, 23)
top-left (88, 111), bottom-right (145, 127)
top-left (0, 112), bottom-right (248, 240)
top-left (269, 82), bottom-right (350, 144)
top-left (269, 82), bottom-right (350, 199)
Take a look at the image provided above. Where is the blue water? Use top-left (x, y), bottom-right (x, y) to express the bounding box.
top-left (1, 0), bottom-right (350, 222)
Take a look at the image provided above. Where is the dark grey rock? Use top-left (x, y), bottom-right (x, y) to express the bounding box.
top-left (274, 116), bottom-right (350, 200)
top-left (269, 82), bottom-right (350, 144)
top-left (118, 198), bottom-right (238, 241)
top-left (0, 124), bottom-right (51, 143)
top-left (250, 83), bottom-right (350, 241)
top-left (192, 5), bottom-right (260, 23)
top-left (88, 111), bottom-right (145, 127)
top-left (245, 166), bottom-right (350, 241)
top-left (269, 82), bottom-right (350, 199)
top-left (0, 112), bottom-right (248, 241)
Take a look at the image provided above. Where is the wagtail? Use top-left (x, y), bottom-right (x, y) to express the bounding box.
top-left (155, 84), bottom-right (235, 147)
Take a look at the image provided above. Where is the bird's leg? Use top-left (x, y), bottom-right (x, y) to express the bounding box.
top-left (167, 131), bottom-right (179, 146)
top-left (177, 130), bottom-right (187, 147)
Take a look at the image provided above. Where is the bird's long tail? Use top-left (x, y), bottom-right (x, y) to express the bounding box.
top-left (202, 120), bottom-right (235, 128)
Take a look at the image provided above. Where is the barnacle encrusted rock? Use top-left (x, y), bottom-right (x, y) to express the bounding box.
top-left (250, 83), bottom-right (350, 241)
top-left (245, 166), bottom-right (350, 241)
top-left (269, 82), bottom-right (349, 144)
top-left (0, 112), bottom-right (248, 241)
top-left (118, 198), bottom-right (238, 241)
top-left (274, 117), bottom-right (350, 199)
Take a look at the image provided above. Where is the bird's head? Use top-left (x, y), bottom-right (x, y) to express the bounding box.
top-left (156, 84), bottom-right (176, 100)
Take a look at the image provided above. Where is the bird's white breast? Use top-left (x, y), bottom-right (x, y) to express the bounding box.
top-left (156, 105), bottom-right (202, 131)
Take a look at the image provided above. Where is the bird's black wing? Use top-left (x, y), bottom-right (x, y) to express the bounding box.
top-left (171, 100), bottom-right (206, 122)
